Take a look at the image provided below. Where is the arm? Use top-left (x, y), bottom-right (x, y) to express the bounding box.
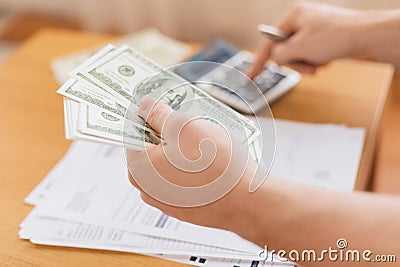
top-left (229, 176), bottom-right (400, 266)
top-left (128, 97), bottom-right (400, 266)
top-left (249, 2), bottom-right (400, 77)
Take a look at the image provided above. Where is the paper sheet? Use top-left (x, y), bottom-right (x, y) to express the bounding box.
top-left (256, 118), bottom-right (365, 191)
top-left (21, 118), bottom-right (365, 266)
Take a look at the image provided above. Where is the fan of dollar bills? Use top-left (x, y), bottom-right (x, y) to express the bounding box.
top-left (57, 44), bottom-right (262, 161)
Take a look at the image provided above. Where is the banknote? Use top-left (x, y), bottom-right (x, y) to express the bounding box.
top-left (63, 98), bottom-right (158, 150)
top-left (58, 42), bottom-right (260, 153)
top-left (59, 45), bottom-right (158, 128)
top-left (63, 98), bottom-right (123, 147)
top-left (73, 45), bottom-right (259, 145)
top-left (78, 104), bottom-right (161, 147)
top-left (59, 79), bottom-right (127, 119)
top-left (63, 98), bottom-right (260, 162)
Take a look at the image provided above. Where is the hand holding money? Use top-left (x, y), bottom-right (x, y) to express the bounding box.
top-left (127, 95), bottom-right (262, 228)
top-left (57, 43), bottom-right (261, 160)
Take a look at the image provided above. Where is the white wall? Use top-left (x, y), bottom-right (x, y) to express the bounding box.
top-left (1, 0), bottom-right (399, 48)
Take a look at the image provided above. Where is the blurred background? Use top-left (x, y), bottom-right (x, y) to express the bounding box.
top-left (0, 0), bottom-right (399, 194)
top-left (0, 0), bottom-right (399, 62)
top-left (1, 0), bottom-right (400, 47)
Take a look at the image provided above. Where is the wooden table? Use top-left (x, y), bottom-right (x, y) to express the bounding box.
top-left (0, 28), bottom-right (394, 267)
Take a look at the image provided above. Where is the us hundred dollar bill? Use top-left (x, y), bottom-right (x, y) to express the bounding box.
top-left (73, 45), bottom-right (260, 145)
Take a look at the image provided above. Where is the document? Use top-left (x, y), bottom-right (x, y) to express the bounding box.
top-left (20, 118), bottom-right (365, 266)
top-left (29, 142), bottom-right (258, 253)
top-left (265, 119), bottom-right (365, 191)
top-left (21, 142), bottom-right (265, 262)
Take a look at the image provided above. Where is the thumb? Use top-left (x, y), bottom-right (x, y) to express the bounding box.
top-left (139, 96), bottom-right (173, 134)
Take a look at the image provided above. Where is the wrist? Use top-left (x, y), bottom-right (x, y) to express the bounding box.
top-left (223, 172), bottom-right (284, 247)
top-left (220, 161), bottom-right (267, 239)
top-left (353, 9), bottom-right (400, 62)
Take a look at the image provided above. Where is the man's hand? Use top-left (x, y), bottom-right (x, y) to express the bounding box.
top-left (248, 1), bottom-right (373, 77)
top-left (126, 96), bottom-right (259, 231)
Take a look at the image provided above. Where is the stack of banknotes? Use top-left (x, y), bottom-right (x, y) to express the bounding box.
top-left (57, 44), bottom-right (262, 160)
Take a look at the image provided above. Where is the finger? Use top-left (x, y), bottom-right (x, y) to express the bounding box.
top-left (249, 2), bottom-right (302, 79)
top-left (128, 171), bottom-right (140, 188)
top-left (139, 96), bottom-right (173, 134)
top-left (275, 2), bottom-right (301, 31)
top-left (290, 62), bottom-right (317, 74)
top-left (248, 39), bottom-right (274, 79)
top-left (270, 35), bottom-right (305, 65)
top-left (126, 148), bottom-right (149, 190)
top-left (140, 192), bottom-right (158, 207)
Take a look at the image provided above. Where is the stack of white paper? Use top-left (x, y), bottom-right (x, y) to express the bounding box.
top-left (19, 118), bottom-right (365, 267)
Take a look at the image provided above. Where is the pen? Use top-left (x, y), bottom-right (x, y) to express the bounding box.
top-left (257, 24), bottom-right (316, 69)
top-left (257, 24), bottom-right (290, 42)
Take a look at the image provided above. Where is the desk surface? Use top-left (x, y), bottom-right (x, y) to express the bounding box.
top-left (0, 28), bottom-right (394, 267)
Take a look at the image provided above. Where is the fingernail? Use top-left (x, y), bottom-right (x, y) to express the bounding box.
top-left (139, 96), bottom-right (156, 114)
top-left (248, 68), bottom-right (256, 80)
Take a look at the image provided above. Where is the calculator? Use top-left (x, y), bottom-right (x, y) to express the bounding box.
top-left (174, 39), bottom-right (301, 114)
